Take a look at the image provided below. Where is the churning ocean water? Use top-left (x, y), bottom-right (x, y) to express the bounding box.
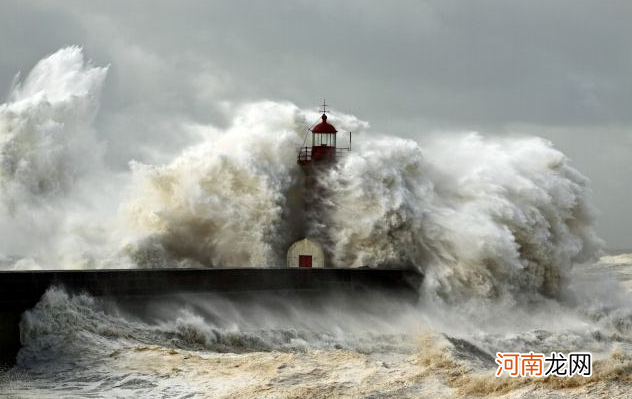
top-left (0, 254), bottom-right (631, 398)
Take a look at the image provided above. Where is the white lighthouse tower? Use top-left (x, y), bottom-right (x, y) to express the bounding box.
top-left (286, 101), bottom-right (351, 268)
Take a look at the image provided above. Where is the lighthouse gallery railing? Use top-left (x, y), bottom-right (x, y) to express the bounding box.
top-left (297, 147), bottom-right (350, 163)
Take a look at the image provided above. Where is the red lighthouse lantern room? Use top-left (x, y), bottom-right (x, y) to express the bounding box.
top-left (298, 101), bottom-right (350, 166)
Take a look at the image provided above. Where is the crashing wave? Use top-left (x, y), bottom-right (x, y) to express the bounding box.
top-left (0, 47), bottom-right (603, 303)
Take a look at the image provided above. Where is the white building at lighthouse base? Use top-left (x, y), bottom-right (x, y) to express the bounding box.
top-left (286, 238), bottom-right (325, 268)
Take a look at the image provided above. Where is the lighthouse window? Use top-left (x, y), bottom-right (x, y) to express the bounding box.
top-left (313, 133), bottom-right (336, 147)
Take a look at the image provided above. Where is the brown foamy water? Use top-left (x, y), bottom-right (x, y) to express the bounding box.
top-left (1, 255), bottom-right (631, 398)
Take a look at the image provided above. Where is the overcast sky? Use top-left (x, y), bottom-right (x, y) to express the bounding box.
top-left (1, 0), bottom-right (630, 248)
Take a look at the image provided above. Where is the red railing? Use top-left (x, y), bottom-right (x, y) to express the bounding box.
top-left (297, 147), bottom-right (350, 163)
top-left (298, 147), bottom-right (312, 162)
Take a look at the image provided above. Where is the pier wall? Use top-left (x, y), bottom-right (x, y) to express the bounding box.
top-left (0, 268), bottom-right (422, 365)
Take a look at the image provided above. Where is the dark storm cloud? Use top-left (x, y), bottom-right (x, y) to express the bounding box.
top-left (0, 0), bottom-right (630, 247)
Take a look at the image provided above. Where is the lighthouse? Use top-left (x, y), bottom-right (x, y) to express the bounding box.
top-left (287, 101), bottom-right (350, 268)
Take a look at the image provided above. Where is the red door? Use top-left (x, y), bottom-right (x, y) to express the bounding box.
top-left (298, 255), bottom-right (312, 268)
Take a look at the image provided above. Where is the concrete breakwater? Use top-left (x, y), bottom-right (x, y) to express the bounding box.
top-left (0, 268), bottom-right (422, 365)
